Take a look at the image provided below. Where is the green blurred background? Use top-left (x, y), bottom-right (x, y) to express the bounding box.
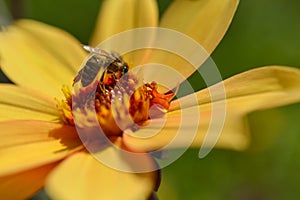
top-left (1, 0), bottom-right (300, 199)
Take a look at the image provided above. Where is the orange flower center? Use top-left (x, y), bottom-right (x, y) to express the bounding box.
top-left (56, 49), bottom-right (175, 137)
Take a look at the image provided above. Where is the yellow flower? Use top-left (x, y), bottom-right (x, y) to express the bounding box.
top-left (0, 0), bottom-right (300, 200)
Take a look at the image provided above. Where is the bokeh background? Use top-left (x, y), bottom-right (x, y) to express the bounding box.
top-left (1, 0), bottom-right (300, 199)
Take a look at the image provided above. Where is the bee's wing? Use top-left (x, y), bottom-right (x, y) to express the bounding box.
top-left (83, 45), bottom-right (115, 60)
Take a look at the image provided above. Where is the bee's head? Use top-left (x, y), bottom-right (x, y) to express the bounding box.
top-left (121, 64), bottom-right (129, 74)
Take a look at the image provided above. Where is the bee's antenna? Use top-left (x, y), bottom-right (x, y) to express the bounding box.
top-left (83, 45), bottom-right (115, 60)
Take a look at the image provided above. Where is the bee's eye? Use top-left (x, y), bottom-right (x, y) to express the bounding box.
top-left (123, 65), bottom-right (129, 73)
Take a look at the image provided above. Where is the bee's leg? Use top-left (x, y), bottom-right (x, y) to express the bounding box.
top-left (73, 69), bottom-right (82, 86)
top-left (97, 71), bottom-right (107, 92)
top-left (99, 82), bottom-right (107, 93)
top-left (113, 73), bottom-right (119, 82)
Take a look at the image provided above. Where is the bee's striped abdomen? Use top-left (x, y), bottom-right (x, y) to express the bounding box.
top-left (81, 56), bottom-right (103, 87)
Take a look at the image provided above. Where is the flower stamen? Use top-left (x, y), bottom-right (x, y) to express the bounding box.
top-left (56, 47), bottom-right (175, 138)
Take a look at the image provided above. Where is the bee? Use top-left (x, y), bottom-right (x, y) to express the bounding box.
top-left (73, 45), bottom-right (129, 88)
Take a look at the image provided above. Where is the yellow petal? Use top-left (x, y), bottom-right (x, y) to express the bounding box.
top-left (0, 84), bottom-right (59, 122)
top-left (0, 120), bottom-right (83, 176)
top-left (161, 0), bottom-right (239, 54)
top-left (46, 141), bottom-right (159, 200)
top-left (187, 66), bottom-right (300, 113)
top-left (0, 162), bottom-right (58, 200)
top-left (0, 19), bottom-right (87, 98)
top-left (123, 103), bottom-right (248, 151)
top-left (89, 0), bottom-right (159, 46)
top-left (123, 66), bottom-right (300, 151)
top-left (153, 0), bottom-right (239, 79)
